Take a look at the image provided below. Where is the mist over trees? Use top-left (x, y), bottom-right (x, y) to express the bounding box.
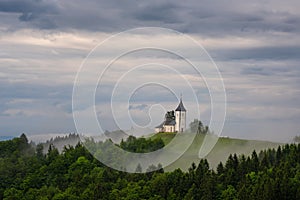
top-left (293, 135), bottom-right (300, 143)
top-left (0, 134), bottom-right (300, 199)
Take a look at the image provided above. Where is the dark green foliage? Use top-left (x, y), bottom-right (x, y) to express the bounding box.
top-left (120, 135), bottom-right (164, 153)
top-left (0, 134), bottom-right (300, 199)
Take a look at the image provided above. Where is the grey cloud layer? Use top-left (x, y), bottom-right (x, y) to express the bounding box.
top-left (0, 0), bottom-right (300, 142)
top-left (1, 0), bottom-right (300, 35)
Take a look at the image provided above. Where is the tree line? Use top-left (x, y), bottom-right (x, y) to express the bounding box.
top-left (0, 134), bottom-right (299, 199)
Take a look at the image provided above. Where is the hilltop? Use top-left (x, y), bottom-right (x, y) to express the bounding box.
top-left (148, 132), bottom-right (282, 171)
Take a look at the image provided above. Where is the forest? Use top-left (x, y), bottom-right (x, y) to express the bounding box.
top-left (0, 133), bottom-right (300, 200)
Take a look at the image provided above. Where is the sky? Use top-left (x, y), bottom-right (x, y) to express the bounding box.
top-left (0, 0), bottom-right (300, 142)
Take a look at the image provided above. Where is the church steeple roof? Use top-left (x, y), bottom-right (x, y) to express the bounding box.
top-left (175, 98), bottom-right (186, 112)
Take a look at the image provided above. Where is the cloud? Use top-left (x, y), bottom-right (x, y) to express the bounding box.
top-left (0, 0), bottom-right (59, 29)
top-left (0, 0), bottom-right (59, 14)
top-left (132, 2), bottom-right (182, 23)
top-left (0, 0), bottom-right (298, 36)
top-left (0, 0), bottom-right (300, 142)
top-left (214, 46), bottom-right (300, 61)
top-left (129, 104), bottom-right (148, 111)
top-left (240, 66), bottom-right (291, 76)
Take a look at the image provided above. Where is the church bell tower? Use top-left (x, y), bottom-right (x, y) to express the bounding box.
top-left (175, 97), bottom-right (186, 132)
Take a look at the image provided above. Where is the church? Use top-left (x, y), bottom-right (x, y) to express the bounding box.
top-left (155, 98), bottom-right (186, 133)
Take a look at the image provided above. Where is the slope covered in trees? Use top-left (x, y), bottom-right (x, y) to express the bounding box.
top-left (0, 134), bottom-right (299, 199)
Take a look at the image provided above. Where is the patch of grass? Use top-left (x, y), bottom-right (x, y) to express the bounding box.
top-left (149, 133), bottom-right (283, 172)
top-left (148, 132), bottom-right (176, 145)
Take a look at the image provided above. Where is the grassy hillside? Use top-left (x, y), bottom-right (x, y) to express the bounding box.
top-left (149, 132), bottom-right (282, 172)
top-left (147, 132), bottom-right (176, 144)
